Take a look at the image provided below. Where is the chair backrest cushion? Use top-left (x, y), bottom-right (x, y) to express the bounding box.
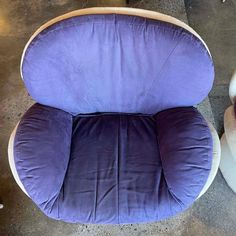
top-left (22, 14), bottom-right (214, 115)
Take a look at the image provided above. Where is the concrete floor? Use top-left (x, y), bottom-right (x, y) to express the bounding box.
top-left (0, 0), bottom-right (236, 235)
top-left (185, 0), bottom-right (236, 135)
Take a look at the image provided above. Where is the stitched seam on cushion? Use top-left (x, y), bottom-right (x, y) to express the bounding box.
top-left (116, 115), bottom-right (121, 224)
top-left (141, 37), bottom-right (182, 112)
top-left (155, 116), bottom-right (185, 209)
top-left (54, 114), bottom-right (74, 220)
top-left (93, 161), bottom-right (98, 222)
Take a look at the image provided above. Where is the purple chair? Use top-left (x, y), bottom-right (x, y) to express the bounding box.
top-left (8, 8), bottom-right (220, 224)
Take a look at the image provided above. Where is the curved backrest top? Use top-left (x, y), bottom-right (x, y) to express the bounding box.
top-left (21, 7), bottom-right (214, 115)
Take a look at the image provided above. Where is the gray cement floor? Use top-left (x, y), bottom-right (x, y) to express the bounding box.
top-left (0, 0), bottom-right (236, 235)
top-left (185, 0), bottom-right (236, 135)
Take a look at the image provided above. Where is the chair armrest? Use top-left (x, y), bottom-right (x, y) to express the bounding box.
top-left (155, 107), bottom-right (213, 206)
top-left (11, 103), bottom-right (72, 217)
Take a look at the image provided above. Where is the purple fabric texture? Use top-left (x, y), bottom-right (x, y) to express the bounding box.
top-left (14, 104), bottom-right (212, 223)
top-left (14, 104), bottom-right (73, 216)
top-left (22, 14), bottom-right (214, 115)
top-left (15, 13), bottom-right (214, 223)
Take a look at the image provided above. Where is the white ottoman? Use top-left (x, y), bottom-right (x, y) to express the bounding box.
top-left (220, 70), bottom-right (236, 193)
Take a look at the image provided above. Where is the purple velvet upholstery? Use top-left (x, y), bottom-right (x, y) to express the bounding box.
top-left (14, 104), bottom-right (72, 216)
top-left (22, 14), bottom-right (214, 115)
top-left (14, 13), bottom-right (214, 223)
top-left (14, 104), bottom-right (212, 223)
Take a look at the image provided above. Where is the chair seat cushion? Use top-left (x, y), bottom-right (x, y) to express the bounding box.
top-left (14, 104), bottom-right (212, 224)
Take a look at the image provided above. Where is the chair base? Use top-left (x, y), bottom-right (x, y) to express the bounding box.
top-left (220, 133), bottom-right (236, 193)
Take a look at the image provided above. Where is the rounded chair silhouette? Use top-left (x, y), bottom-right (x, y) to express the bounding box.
top-left (8, 8), bottom-right (220, 224)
